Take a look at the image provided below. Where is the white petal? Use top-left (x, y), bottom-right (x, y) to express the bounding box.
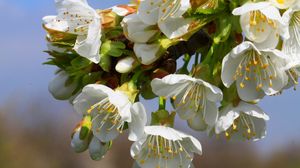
top-left (151, 74), bottom-right (193, 98)
top-left (232, 2), bottom-right (270, 15)
top-left (73, 19), bottom-right (102, 63)
top-left (144, 126), bottom-right (183, 141)
top-left (202, 80), bottom-right (223, 101)
top-left (203, 101), bottom-right (219, 127)
top-left (138, 0), bottom-right (159, 25)
top-left (92, 114), bottom-right (120, 142)
top-left (43, 15), bottom-right (69, 31)
top-left (133, 43), bottom-right (161, 65)
top-left (122, 14), bottom-right (158, 43)
top-left (181, 136), bottom-right (202, 155)
top-left (253, 29), bottom-right (279, 50)
top-left (158, 17), bottom-right (191, 39)
top-left (130, 137), bottom-right (147, 158)
top-left (128, 102), bottom-right (147, 141)
top-left (187, 113), bottom-right (208, 131)
top-left (221, 41), bottom-right (254, 87)
top-left (215, 104), bottom-right (240, 134)
top-left (251, 117), bottom-right (267, 141)
top-left (158, 0), bottom-right (190, 19)
top-left (237, 102), bottom-right (270, 121)
top-left (236, 73), bottom-right (265, 102)
top-left (176, 97), bottom-right (197, 120)
top-left (73, 84), bottom-right (113, 115)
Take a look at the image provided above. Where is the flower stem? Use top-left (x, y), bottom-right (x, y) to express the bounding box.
top-left (128, 68), bottom-right (142, 89)
top-left (158, 97), bottom-right (166, 110)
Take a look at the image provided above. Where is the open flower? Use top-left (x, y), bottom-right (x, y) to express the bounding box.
top-left (151, 74), bottom-right (223, 131)
top-left (215, 101), bottom-right (270, 141)
top-left (43, 0), bottom-right (102, 63)
top-left (131, 126), bottom-right (202, 168)
top-left (221, 41), bottom-right (289, 102)
top-left (73, 84), bottom-right (147, 142)
top-left (137, 0), bottom-right (192, 39)
top-left (269, 0), bottom-right (296, 9)
top-left (232, 2), bottom-right (286, 49)
top-left (282, 5), bottom-right (300, 86)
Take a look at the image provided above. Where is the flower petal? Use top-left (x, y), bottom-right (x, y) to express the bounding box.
top-left (133, 43), bottom-right (161, 65)
top-left (128, 102), bottom-right (147, 141)
top-left (137, 0), bottom-right (159, 25)
top-left (187, 113), bottom-right (208, 131)
top-left (215, 104), bottom-right (240, 134)
top-left (151, 74), bottom-right (193, 98)
top-left (158, 17), bottom-right (191, 39)
top-left (73, 19), bottom-right (102, 63)
top-left (122, 14), bottom-right (158, 43)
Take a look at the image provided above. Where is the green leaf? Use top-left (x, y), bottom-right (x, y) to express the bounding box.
top-left (100, 40), bottom-right (126, 57)
top-left (99, 55), bottom-right (111, 72)
top-left (71, 56), bottom-right (91, 69)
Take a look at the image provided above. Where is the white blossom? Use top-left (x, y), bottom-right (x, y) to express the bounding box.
top-left (282, 4), bottom-right (300, 86)
top-left (215, 101), bottom-right (269, 141)
top-left (131, 126), bottom-right (202, 168)
top-left (73, 84), bottom-right (147, 142)
top-left (221, 41), bottom-right (289, 102)
top-left (43, 0), bottom-right (102, 63)
top-left (232, 2), bottom-right (287, 49)
top-left (151, 74), bottom-right (223, 131)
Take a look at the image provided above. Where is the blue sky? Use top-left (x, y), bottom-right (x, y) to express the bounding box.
top-left (0, 0), bottom-right (299, 153)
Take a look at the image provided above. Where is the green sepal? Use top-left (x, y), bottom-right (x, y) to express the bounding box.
top-left (71, 57), bottom-right (91, 70)
top-left (79, 115), bottom-right (92, 140)
top-left (99, 55), bottom-right (111, 72)
top-left (101, 40), bottom-right (126, 57)
top-left (151, 110), bottom-right (176, 127)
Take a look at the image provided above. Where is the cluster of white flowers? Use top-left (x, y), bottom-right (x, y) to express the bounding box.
top-left (42, 0), bottom-right (300, 167)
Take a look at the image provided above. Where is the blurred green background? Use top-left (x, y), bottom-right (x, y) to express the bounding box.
top-left (0, 0), bottom-right (300, 167)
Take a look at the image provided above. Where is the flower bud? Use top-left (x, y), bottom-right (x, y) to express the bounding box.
top-left (115, 56), bottom-right (137, 73)
top-left (71, 127), bottom-right (89, 153)
top-left (48, 71), bottom-right (77, 100)
top-left (89, 137), bottom-right (111, 161)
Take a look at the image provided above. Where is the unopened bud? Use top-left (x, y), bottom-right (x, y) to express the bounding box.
top-left (115, 56), bottom-right (136, 73)
top-left (71, 127), bottom-right (89, 153)
top-left (89, 137), bottom-right (111, 161)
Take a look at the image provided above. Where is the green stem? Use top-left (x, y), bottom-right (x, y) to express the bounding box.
top-left (128, 68), bottom-right (142, 89)
top-left (194, 52), bottom-right (200, 67)
top-left (183, 54), bottom-right (191, 67)
top-left (158, 97), bottom-right (166, 110)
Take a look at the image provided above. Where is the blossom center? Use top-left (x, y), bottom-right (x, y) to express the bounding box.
top-left (225, 114), bottom-right (257, 140)
top-left (88, 97), bottom-right (125, 133)
top-left (234, 50), bottom-right (276, 91)
top-left (135, 135), bottom-right (192, 167)
top-left (57, 10), bottom-right (95, 33)
top-left (249, 11), bottom-right (277, 33)
top-left (173, 83), bottom-right (206, 112)
top-left (145, 0), bottom-right (182, 22)
top-left (276, 0), bottom-right (284, 4)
